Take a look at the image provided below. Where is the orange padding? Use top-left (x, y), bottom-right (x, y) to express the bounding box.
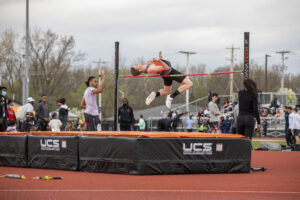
top-left (0, 131), bottom-right (246, 138)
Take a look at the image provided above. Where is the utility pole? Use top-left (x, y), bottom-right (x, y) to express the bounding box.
top-left (93, 59), bottom-right (106, 131)
top-left (226, 44), bottom-right (240, 101)
top-left (276, 51), bottom-right (291, 90)
top-left (178, 51), bottom-right (196, 114)
top-left (23, 0), bottom-right (30, 105)
top-left (265, 54), bottom-right (271, 92)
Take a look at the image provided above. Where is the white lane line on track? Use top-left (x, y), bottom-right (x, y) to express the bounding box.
top-left (0, 189), bottom-right (299, 194)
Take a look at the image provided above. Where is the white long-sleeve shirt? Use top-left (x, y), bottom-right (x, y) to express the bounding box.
top-left (289, 112), bottom-right (296, 130)
top-left (294, 113), bottom-right (300, 130)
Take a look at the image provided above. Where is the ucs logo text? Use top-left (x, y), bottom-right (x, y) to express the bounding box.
top-left (40, 139), bottom-right (67, 151)
top-left (183, 143), bottom-right (213, 155)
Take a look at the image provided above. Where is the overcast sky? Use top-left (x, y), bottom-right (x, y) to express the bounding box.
top-left (1, 0), bottom-right (300, 74)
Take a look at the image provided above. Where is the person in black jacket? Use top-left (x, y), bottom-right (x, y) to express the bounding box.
top-left (21, 112), bottom-right (37, 132)
top-left (0, 86), bottom-right (8, 132)
top-left (118, 98), bottom-right (135, 131)
top-left (57, 98), bottom-right (68, 131)
top-left (36, 94), bottom-right (49, 131)
top-left (237, 79), bottom-right (261, 139)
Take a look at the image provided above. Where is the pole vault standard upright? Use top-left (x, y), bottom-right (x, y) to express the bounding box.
top-left (114, 42), bottom-right (119, 131)
top-left (244, 32), bottom-right (250, 80)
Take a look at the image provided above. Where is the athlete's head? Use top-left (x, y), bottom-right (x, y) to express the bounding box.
top-left (131, 64), bottom-right (142, 76)
top-left (86, 76), bottom-right (98, 87)
top-left (212, 93), bottom-right (218, 102)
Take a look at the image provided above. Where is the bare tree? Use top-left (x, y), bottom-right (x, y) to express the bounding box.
top-left (29, 29), bottom-right (84, 100)
top-left (0, 30), bottom-right (24, 100)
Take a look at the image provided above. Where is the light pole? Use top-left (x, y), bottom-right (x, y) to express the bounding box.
top-left (23, 0), bottom-right (30, 105)
top-left (93, 60), bottom-right (106, 131)
top-left (265, 54), bottom-right (271, 92)
top-left (276, 51), bottom-right (291, 90)
top-left (178, 51), bottom-right (196, 114)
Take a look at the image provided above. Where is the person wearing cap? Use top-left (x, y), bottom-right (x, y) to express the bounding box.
top-left (16, 97), bottom-right (35, 130)
top-left (21, 112), bottom-right (37, 132)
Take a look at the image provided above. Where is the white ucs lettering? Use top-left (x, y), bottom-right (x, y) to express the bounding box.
top-left (40, 139), bottom-right (60, 151)
top-left (183, 142), bottom-right (213, 155)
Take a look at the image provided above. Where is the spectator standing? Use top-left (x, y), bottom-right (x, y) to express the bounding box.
top-left (283, 106), bottom-right (290, 146)
top-left (0, 86), bottom-right (8, 132)
top-left (57, 98), bottom-right (68, 131)
top-left (80, 73), bottom-right (105, 131)
top-left (36, 95), bottom-right (49, 131)
top-left (197, 108), bottom-right (203, 125)
top-left (225, 116), bottom-right (232, 133)
top-left (7, 99), bottom-right (16, 124)
top-left (288, 107), bottom-right (296, 148)
top-left (21, 112), bottom-right (37, 132)
top-left (6, 120), bottom-right (17, 132)
top-left (187, 115), bottom-right (193, 132)
top-left (219, 116), bottom-right (226, 133)
top-left (48, 112), bottom-right (62, 131)
top-left (118, 98), bottom-right (135, 131)
top-left (270, 96), bottom-right (279, 112)
top-left (208, 93), bottom-right (220, 133)
top-left (262, 118), bottom-right (268, 137)
top-left (135, 114), bottom-right (146, 131)
top-left (292, 108), bottom-right (300, 144)
top-left (237, 79), bottom-right (261, 139)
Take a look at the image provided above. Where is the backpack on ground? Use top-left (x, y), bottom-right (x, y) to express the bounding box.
top-left (259, 142), bottom-right (282, 151)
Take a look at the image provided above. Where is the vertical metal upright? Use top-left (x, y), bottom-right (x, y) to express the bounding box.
top-left (114, 42), bottom-right (119, 131)
top-left (243, 32), bottom-right (250, 80)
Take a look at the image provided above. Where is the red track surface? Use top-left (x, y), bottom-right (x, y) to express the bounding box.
top-left (0, 151), bottom-right (299, 200)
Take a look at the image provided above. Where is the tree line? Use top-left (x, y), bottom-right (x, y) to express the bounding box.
top-left (0, 28), bottom-right (299, 119)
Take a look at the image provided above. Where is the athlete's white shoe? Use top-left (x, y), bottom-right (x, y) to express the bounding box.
top-left (146, 92), bottom-right (156, 105)
top-left (166, 95), bottom-right (174, 109)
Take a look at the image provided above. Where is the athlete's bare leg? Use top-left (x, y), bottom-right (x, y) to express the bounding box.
top-left (177, 77), bottom-right (193, 93)
top-left (159, 85), bottom-right (172, 96)
top-left (165, 77), bottom-right (193, 109)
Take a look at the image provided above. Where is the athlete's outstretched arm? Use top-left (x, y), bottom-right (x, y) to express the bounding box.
top-left (159, 51), bottom-right (163, 59)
